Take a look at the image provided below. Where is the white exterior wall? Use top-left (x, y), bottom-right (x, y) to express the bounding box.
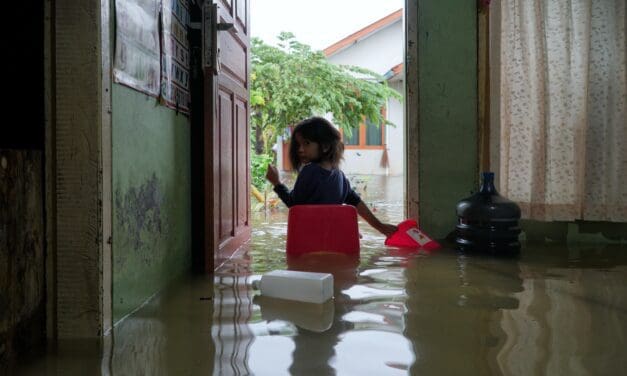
top-left (327, 20), bottom-right (403, 75)
top-left (341, 149), bottom-right (386, 174)
top-left (328, 19), bottom-right (404, 176)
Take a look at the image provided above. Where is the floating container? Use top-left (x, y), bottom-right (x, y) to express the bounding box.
top-left (385, 219), bottom-right (441, 250)
top-left (455, 172), bottom-right (521, 255)
top-left (256, 270), bottom-right (334, 304)
top-left (286, 205), bottom-right (360, 256)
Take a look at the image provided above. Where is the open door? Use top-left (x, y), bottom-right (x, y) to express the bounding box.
top-left (202, 0), bottom-right (251, 272)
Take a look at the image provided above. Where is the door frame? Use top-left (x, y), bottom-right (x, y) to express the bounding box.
top-left (405, 0), bottom-right (419, 222)
top-left (44, 0), bottom-right (113, 340)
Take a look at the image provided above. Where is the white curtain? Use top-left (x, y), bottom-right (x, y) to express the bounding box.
top-left (499, 0), bottom-right (626, 221)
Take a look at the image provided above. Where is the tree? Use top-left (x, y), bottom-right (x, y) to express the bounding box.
top-left (251, 32), bottom-right (402, 156)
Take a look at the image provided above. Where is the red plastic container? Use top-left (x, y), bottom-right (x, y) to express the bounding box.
top-left (286, 205), bottom-right (360, 256)
top-left (385, 219), bottom-right (441, 250)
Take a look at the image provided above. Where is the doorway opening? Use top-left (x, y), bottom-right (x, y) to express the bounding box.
top-left (188, 0), bottom-right (411, 272)
top-left (248, 1), bottom-right (408, 250)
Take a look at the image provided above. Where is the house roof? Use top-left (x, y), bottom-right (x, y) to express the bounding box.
top-left (383, 63), bottom-right (404, 80)
top-left (323, 9), bottom-right (403, 57)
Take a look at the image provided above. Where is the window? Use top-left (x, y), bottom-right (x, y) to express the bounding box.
top-left (365, 117), bottom-right (382, 146)
top-left (344, 126), bottom-right (360, 146)
top-left (341, 111), bottom-right (386, 149)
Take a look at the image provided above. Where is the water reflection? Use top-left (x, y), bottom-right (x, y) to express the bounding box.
top-left (13, 176), bottom-right (627, 375)
top-left (254, 296), bottom-right (334, 333)
top-left (495, 245), bottom-right (627, 375)
top-left (15, 243), bottom-right (627, 375)
top-left (401, 250), bottom-right (524, 375)
top-left (112, 276), bottom-right (216, 375)
top-left (212, 255), bottom-right (255, 376)
top-left (242, 188), bottom-right (627, 375)
top-left (286, 253), bottom-right (360, 376)
top-left (16, 276), bottom-right (217, 376)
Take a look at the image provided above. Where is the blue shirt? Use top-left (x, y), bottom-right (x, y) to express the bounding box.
top-left (274, 163), bottom-right (361, 207)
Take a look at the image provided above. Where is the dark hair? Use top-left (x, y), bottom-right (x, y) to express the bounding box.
top-left (289, 117), bottom-right (344, 170)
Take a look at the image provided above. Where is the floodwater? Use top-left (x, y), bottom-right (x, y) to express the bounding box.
top-left (15, 175), bottom-right (627, 375)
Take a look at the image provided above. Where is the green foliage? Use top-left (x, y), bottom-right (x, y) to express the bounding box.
top-left (251, 32), bottom-right (403, 155)
top-left (251, 152), bottom-right (273, 190)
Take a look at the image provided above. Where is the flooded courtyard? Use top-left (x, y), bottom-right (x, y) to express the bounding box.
top-left (16, 175), bottom-right (627, 375)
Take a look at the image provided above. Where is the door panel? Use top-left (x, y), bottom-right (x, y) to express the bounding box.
top-left (218, 89), bottom-right (234, 241)
top-left (236, 0), bottom-right (247, 32)
top-left (236, 98), bottom-right (248, 229)
top-left (204, 0), bottom-right (250, 271)
top-left (219, 29), bottom-right (247, 86)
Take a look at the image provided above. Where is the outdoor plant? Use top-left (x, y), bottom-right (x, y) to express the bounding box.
top-left (251, 151), bottom-right (273, 191)
top-left (251, 32), bottom-right (402, 159)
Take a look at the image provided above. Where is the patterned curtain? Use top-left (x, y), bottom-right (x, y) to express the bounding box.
top-left (499, 0), bottom-right (626, 221)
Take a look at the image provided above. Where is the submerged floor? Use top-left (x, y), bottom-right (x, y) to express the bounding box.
top-left (16, 176), bottom-right (627, 375)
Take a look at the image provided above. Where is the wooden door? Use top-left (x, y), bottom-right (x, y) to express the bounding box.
top-left (203, 0), bottom-right (250, 272)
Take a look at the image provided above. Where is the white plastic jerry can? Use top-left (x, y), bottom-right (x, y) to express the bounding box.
top-left (256, 270), bottom-right (334, 304)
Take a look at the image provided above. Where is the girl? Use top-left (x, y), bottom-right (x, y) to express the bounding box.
top-left (265, 116), bottom-right (397, 237)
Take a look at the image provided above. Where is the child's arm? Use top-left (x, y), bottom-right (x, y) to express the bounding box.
top-left (355, 201), bottom-right (397, 237)
top-left (266, 164), bottom-right (281, 186)
top-left (343, 175), bottom-right (396, 237)
top-left (266, 164), bottom-right (293, 206)
top-left (266, 164), bottom-right (314, 207)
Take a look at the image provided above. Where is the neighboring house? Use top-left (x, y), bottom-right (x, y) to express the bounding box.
top-left (279, 9), bottom-right (404, 176)
top-left (325, 9), bottom-right (404, 176)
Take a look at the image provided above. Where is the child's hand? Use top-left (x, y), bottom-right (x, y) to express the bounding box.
top-left (265, 164), bottom-right (280, 186)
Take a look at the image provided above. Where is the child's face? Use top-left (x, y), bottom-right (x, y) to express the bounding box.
top-left (294, 132), bottom-right (320, 164)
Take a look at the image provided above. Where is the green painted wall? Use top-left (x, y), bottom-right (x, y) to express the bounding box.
top-left (112, 84), bottom-right (191, 323)
top-left (521, 220), bottom-right (627, 244)
top-left (417, 0), bottom-right (478, 238)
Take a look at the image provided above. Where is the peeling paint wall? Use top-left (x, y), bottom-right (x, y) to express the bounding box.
top-left (112, 84), bottom-right (191, 323)
top-left (1, 0), bottom-right (46, 365)
top-left (0, 151), bottom-right (45, 367)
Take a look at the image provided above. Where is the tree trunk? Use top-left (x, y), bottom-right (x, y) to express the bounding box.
top-left (254, 124), bottom-right (264, 155)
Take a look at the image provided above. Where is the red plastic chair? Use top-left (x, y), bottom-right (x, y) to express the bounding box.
top-left (286, 205), bottom-right (360, 256)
